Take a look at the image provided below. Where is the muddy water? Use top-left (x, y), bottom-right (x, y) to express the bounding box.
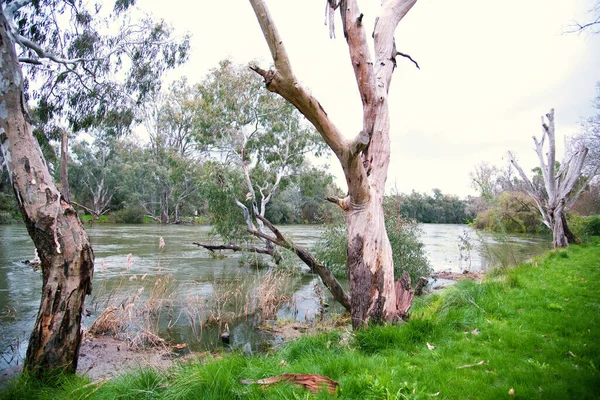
top-left (0, 223), bottom-right (550, 368)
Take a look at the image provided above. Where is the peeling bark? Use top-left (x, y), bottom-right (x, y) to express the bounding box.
top-left (0, 13), bottom-right (94, 375)
top-left (248, 0), bottom-right (417, 327)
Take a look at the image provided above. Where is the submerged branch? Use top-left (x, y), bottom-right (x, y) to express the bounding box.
top-left (193, 242), bottom-right (274, 256)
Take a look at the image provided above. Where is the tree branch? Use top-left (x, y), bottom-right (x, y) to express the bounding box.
top-left (395, 51), bottom-right (420, 69)
top-left (193, 242), bottom-right (274, 256)
top-left (326, 195), bottom-right (350, 211)
top-left (247, 1), bottom-right (346, 159)
top-left (253, 214), bottom-right (351, 311)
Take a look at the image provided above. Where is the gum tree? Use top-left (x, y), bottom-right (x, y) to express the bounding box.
top-left (0, 0), bottom-right (187, 375)
top-left (248, 0), bottom-right (418, 328)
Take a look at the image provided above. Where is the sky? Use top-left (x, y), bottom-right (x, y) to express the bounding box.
top-left (140, 0), bottom-right (600, 198)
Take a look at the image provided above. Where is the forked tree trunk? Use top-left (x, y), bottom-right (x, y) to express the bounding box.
top-left (510, 109), bottom-right (595, 248)
top-left (248, 0), bottom-right (417, 328)
top-left (0, 14), bottom-right (94, 375)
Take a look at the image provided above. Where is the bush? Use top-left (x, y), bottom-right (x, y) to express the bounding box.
top-left (315, 203), bottom-right (432, 285)
top-left (569, 214), bottom-right (600, 239)
top-left (473, 191), bottom-right (547, 233)
top-left (113, 206), bottom-right (148, 223)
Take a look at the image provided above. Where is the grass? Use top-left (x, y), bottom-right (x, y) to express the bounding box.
top-left (2, 243), bottom-right (599, 399)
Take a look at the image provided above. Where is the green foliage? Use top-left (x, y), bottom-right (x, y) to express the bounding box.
top-left (21, 1), bottom-right (190, 136)
top-left (0, 193), bottom-right (19, 224)
top-left (201, 162), bottom-right (249, 242)
top-left (397, 189), bottom-right (472, 224)
top-left (315, 197), bottom-right (432, 284)
top-left (568, 214), bottom-right (600, 239)
top-left (473, 191), bottom-right (547, 233)
top-left (113, 206), bottom-right (148, 224)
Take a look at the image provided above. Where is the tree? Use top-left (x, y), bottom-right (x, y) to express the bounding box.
top-left (568, 1), bottom-right (600, 34)
top-left (248, 0), bottom-right (418, 328)
top-left (509, 109), bottom-right (597, 248)
top-left (69, 137), bottom-right (121, 218)
top-left (0, 8), bottom-right (93, 375)
top-left (0, 0), bottom-right (187, 375)
top-left (191, 61), bottom-right (350, 310)
top-left (571, 82), bottom-right (600, 181)
top-left (197, 61), bottom-right (326, 247)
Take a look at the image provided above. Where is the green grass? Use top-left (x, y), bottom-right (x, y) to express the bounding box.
top-left (2, 243), bottom-right (600, 399)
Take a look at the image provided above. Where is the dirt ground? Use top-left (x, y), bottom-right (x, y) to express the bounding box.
top-left (0, 336), bottom-right (178, 388)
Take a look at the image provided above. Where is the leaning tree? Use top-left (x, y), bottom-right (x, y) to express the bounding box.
top-left (0, 0), bottom-right (187, 375)
top-left (509, 109), bottom-right (597, 248)
top-left (248, 0), bottom-right (419, 328)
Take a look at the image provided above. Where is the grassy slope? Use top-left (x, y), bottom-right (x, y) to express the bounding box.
top-left (2, 244), bottom-right (599, 399)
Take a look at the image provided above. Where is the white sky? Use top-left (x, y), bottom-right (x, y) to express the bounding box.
top-left (139, 0), bottom-right (600, 197)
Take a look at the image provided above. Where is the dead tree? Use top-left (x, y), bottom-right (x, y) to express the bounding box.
top-left (248, 0), bottom-right (418, 328)
top-left (509, 109), bottom-right (597, 248)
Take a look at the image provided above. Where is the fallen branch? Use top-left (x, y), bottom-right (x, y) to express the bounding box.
top-left (254, 214), bottom-right (351, 311)
top-left (240, 373), bottom-right (339, 394)
top-left (193, 242), bottom-right (273, 256)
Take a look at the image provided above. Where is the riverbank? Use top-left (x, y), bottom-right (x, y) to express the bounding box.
top-left (2, 242), bottom-right (599, 399)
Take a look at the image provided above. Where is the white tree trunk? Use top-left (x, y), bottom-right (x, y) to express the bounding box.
top-left (509, 109), bottom-right (596, 248)
top-left (248, 0), bottom-right (417, 327)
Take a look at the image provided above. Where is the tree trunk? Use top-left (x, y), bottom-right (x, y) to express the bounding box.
top-left (161, 187), bottom-right (169, 224)
top-left (60, 129), bottom-right (70, 203)
top-left (551, 209), bottom-right (569, 248)
top-left (0, 14), bottom-right (94, 376)
top-left (248, 0), bottom-right (417, 328)
top-left (347, 196), bottom-right (397, 327)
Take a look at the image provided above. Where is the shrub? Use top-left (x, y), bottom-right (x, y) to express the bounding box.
top-left (113, 206), bottom-right (147, 223)
top-left (473, 191), bottom-right (547, 233)
top-left (569, 214), bottom-right (600, 239)
top-left (315, 202), bottom-right (432, 285)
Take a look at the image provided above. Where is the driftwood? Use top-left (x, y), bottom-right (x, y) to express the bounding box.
top-left (240, 373), bottom-right (339, 394)
top-left (193, 242), bottom-right (274, 256)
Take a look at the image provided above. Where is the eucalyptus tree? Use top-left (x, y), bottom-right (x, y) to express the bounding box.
top-left (194, 61), bottom-right (351, 310)
top-left (68, 137), bottom-right (122, 218)
top-left (197, 60), bottom-right (326, 248)
top-left (0, 0), bottom-right (188, 374)
top-left (248, 0), bottom-right (420, 327)
top-left (509, 109), bottom-right (597, 248)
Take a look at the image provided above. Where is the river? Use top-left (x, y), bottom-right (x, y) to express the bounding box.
top-left (0, 223), bottom-right (550, 368)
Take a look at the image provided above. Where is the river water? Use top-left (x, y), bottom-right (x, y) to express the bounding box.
top-left (0, 223), bottom-right (550, 368)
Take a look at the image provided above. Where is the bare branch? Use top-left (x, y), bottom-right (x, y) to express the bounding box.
top-left (326, 195), bottom-right (350, 211)
top-left (350, 130), bottom-right (370, 156)
top-left (254, 214), bottom-right (351, 311)
top-left (18, 57), bottom-right (42, 65)
top-left (395, 51), bottom-right (420, 69)
top-left (247, 1), bottom-right (346, 159)
top-left (193, 242), bottom-right (273, 256)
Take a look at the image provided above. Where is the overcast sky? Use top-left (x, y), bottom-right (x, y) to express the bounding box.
top-left (141, 0), bottom-right (600, 197)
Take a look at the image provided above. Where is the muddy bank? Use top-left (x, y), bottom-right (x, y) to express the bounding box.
top-left (0, 336), bottom-right (181, 388)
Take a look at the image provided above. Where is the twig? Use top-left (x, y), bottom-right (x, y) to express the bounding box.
top-left (396, 51), bottom-right (420, 69)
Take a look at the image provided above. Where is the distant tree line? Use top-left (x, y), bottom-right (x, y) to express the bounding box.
top-left (394, 188), bottom-right (474, 224)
